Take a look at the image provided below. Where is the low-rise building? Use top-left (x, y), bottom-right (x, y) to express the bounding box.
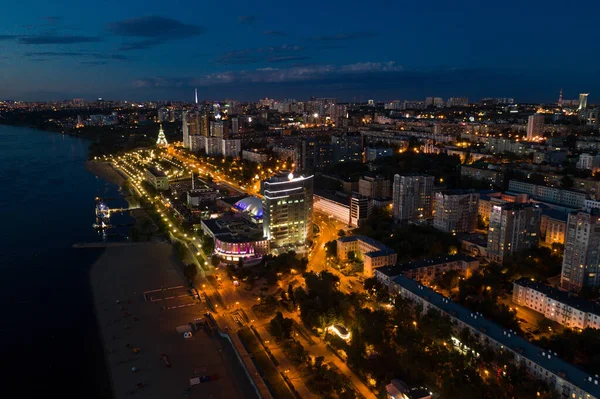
top-left (242, 149), bottom-right (269, 164)
top-left (144, 167), bottom-right (169, 190)
top-left (513, 278), bottom-right (600, 330)
top-left (201, 216), bottom-right (269, 262)
top-left (508, 180), bottom-right (587, 209)
top-left (337, 235), bottom-right (397, 277)
top-left (385, 379), bottom-right (432, 399)
top-left (187, 188), bottom-right (218, 207)
top-left (365, 147), bottom-right (393, 162)
top-left (390, 274), bottom-right (600, 399)
top-left (373, 253), bottom-right (479, 287)
top-left (461, 164), bottom-right (505, 188)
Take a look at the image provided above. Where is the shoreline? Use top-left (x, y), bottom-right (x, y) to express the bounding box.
top-left (86, 160), bottom-right (127, 187)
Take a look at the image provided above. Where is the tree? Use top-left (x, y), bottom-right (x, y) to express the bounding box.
top-left (325, 240), bottom-right (337, 258)
top-left (288, 283), bottom-right (296, 305)
top-left (268, 312), bottom-right (293, 341)
top-left (184, 264), bottom-right (198, 281)
top-left (561, 175), bottom-right (574, 189)
top-left (211, 254), bottom-right (220, 267)
top-left (337, 229), bottom-right (346, 237)
top-left (347, 250), bottom-right (357, 261)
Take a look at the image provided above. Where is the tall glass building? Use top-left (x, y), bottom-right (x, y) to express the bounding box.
top-left (262, 172), bottom-right (313, 249)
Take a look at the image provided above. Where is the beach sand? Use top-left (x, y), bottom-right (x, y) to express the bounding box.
top-left (90, 242), bottom-right (257, 399)
top-left (86, 160), bottom-right (127, 187)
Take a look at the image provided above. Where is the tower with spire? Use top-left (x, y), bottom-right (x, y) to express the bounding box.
top-left (156, 123), bottom-right (168, 146)
top-left (558, 88), bottom-right (563, 107)
top-left (194, 88), bottom-right (198, 104)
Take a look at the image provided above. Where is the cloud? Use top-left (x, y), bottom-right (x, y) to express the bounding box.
top-left (108, 16), bottom-right (206, 38)
top-left (0, 35), bottom-right (18, 41)
top-left (268, 56), bottom-right (311, 63)
top-left (18, 35), bottom-right (100, 44)
top-left (311, 32), bottom-right (377, 41)
top-left (81, 61), bottom-right (108, 66)
top-left (108, 15), bottom-right (207, 51)
top-left (237, 15), bottom-right (256, 24)
top-left (214, 45), bottom-right (305, 65)
top-left (24, 51), bottom-right (132, 61)
top-left (263, 30), bottom-right (286, 36)
top-left (132, 61), bottom-right (403, 88)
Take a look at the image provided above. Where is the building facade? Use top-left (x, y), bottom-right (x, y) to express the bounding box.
top-left (144, 167), bottom-right (169, 191)
top-left (392, 174), bottom-right (434, 223)
top-left (526, 114), bottom-right (545, 140)
top-left (433, 190), bottom-right (479, 234)
top-left (561, 210), bottom-right (600, 292)
top-left (486, 203), bottom-right (541, 264)
top-left (336, 235), bottom-right (397, 277)
top-left (358, 176), bottom-right (391, 199)
top-left (262, 173), bottom-right (314, 248)
top-left (513, 278), bottom-right (600, 330)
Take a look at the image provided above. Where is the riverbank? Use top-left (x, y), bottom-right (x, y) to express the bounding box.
top-left (89, 242), bottom-right (258, 399)
top-left (86, 160), bottom-right (127, 187)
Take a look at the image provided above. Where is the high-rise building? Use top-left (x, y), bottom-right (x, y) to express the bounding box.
top-left (560, 210), bottom-right (600, 292)
top-left (331, 133), bottom-right (362, 163)
top-left (199, 112), bottom-right (210, 137)
top-left (221, 139), bottom-right (241, 159)
top-left (526, 114), bottom-right (545, 140)
top-left (262, 172), bottom-right (314, 248)
top-left (350, 194), bottom-right (372, 227)
top-left (426, 97), bottom-right (444, 107)
top-left (231, 117), bottom-right (240, 135)
top-left (446, 97), bottom-right (469, 107)
top-left (578, 93), bottom-right (589, 111)
top-left (211, 120), bottom-right (229, 138)
top-left (392, 174), bottom-right (434, 223)
top-left (358, 176), bottom-right (391, 199)
top-left (433, 190), bottom-right (479, 234)
top-left (182, 111), bottom-right (200, 149)
top-left (158, 107), bottom-right (169, 122)
top-left (486, 203), bottom-right (541, 264)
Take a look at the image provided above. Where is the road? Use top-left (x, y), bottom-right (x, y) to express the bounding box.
top-left (108, 148), bottom-right (377, 399)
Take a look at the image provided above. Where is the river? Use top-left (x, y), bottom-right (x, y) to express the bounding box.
top-left (0, 125), bottom-right (124, 397)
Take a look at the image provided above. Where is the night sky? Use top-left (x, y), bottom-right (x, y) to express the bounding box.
top-left (1, 0), bottom-right (599, 102)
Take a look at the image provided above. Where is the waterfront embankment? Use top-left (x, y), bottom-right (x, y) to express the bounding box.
top-left (89, 242), bottom-right (258, 399)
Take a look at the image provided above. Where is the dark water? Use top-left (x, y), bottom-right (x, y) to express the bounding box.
top-left (0, 125), bottom-right (127, 397)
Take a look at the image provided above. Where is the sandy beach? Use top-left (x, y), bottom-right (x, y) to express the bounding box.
top-left (90, 242), bottom-right (258, 399)
top-left (86, 160), bottom-right (127, 187)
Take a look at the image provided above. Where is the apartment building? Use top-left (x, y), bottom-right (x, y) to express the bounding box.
top-left (513, 278), bottom-right (600, 330)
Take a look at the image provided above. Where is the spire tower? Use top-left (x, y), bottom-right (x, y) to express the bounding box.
top-left (194, 88), bottom-right (198, 104)
top-left (558, 88), bottom-right (563, 107)
top-left (156, 123), bottom-right (168, 146)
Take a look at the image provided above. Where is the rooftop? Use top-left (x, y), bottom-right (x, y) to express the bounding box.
top-left (146, 166), bottom-right (166, 177)
top-left (393, 274), bottom-right (600, 397)
top-left (375, 253), bottom-right (478, 277)
top-left (337, 235), bottom-right (396, 257)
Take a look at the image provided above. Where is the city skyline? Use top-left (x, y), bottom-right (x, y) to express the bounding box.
top-left (2, 0), bottom-right (600, 102)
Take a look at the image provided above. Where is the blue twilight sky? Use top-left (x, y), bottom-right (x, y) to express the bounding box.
top-left (0, 0), bottom-right (599, 102)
